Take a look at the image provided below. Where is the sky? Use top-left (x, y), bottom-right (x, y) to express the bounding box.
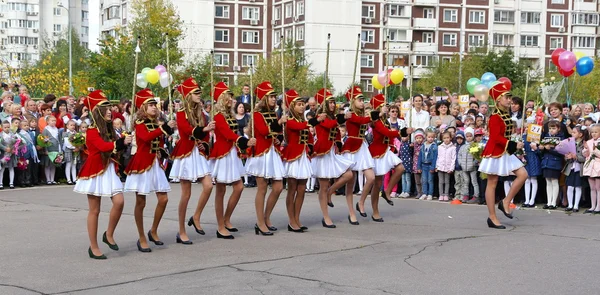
top-left (88, 0), bottom-right (100, 51)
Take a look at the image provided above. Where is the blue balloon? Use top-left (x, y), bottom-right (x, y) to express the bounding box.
top-left (576, 57), bottom-right (594, 76)
top-left (481, 72), bottom-right (497, 85)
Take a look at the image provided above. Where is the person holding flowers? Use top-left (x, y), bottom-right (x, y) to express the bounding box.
top-left (16, 119), bottom-right (36, 187)
top-left (41, 116), bottom-right (61, 185)
top-left (63, 120), bottom-right (80, 185)
top-left (1, 120), bottom-right (19, 189)
top-left (562, 125), bottom-right (588, 212)
top-left (582, 124), bottom-right (600, 214)
top-left (538, 120), bottom-right (565, 209)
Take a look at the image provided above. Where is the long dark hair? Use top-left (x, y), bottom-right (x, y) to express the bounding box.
top-left (91, 104), bottom-right (115, 165)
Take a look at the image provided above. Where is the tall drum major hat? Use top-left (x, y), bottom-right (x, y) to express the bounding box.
top-left (285, 89), bottom-right (301, 106)
top-left (134, 89), bottom-right (155, 109)
top-left (489, 82), bottom-right (512, 101)
top-left (370, 94), bottom-right (385, 110)
top-left (84, 89), bottom-right (110, 111)
top-left (315, 88), bottom-right (333, 105)
top-left (255, 81), bottom-right (276, 100)
top-left (345, 85), bottom-right (364, 101)
top-left (177, 77), bottom-right (201, 99)
top-left (213, 81), bottom-right (233, 103)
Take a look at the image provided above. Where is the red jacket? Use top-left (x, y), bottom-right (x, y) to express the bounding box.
top-left (341, 113), bottom-right (372, 153)
top-left (125, 119), bottom-right (167, 174)
top-left (313, 116), bottom-right (343, 156)
top-left (77, 127), bottom-right (119, 180)
top-left (251, 110), bottom-right (283, 157)
top-left (482, 108), bottom-right (516, 158)
top-left (171, 110), bottom-right (208, 159)
top-left (209, 112), bottom-right (246, 159)
top-left (282, 118), bottom-right (313, 161)
top-left (369, 119), bottom-right (400, 158)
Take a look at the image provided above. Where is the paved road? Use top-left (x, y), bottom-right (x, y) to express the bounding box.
top-left (1, 184), bottom-right (599, 294)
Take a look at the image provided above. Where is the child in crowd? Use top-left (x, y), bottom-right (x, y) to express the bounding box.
top-left (412, 129), bottom-right (425, 198)
top-left (41, 116), bottom-right (61, 185)
top-left (475, 115), bottom-right (485, 129)
top-left (384, 127), bottom-right (402, 198)
top-left (564, 126), bottom-right (588, 212)
top-left (417, 129), bottom-right (438, 200)
top-left (583, 124), bottom-right (600, 214)
top-left (27, 118), bottom-right (40, 186)
top-left (462, 115), bottom-right (475, 129)
top-left (397, 133), bottom-right (413, 198)
top-left (113, 118), bottom-right (124, 138)
top-left (306, 123), bottom-right (317, 193)
top-left (436, 131), bottom-right (456, 201)
top-left (456, 128), bottom-right (480, 203)
top-left (16, 119), bottom-right (35, 187)
top-left (454, 131), bottom-right (465, 199)
top-left (523, 134), bottom-right (542, 207)
top-left (540, 121), bottom-right (566, 209)
top-left (63, 120), bottom-right (78, 185)
top-left (0, 120), bottom-right (17, 189)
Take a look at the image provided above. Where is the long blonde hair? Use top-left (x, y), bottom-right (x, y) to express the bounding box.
top-left (289, 100), bottom-right (304, 121)
top-left (181, 93), bottom-right (206, 127)
top-left (214, 93), bottom-right (234, 118)
top-left (350, 97), bottom-right (365, 116)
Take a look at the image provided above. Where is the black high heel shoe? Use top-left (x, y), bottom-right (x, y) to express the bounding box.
top-left (176, 233), bottom-right (193, 245)
top-left (147, 230), bottom-right (164, 246)
top-left (487, 218), bottom-right (506, 229)
top-left (356, 202), bottom-right (367, 217)
top-left (381, 191), bottom-right (394, 206)
top-left (187, 217), bottom-right (205, 235)
top-left (267, 225), bottom-right (278, 231)
top-left (371, 216), bottom-right (384, 222)
top-left (217, 230), bottom-right (235, 239)
top-left (88, 247), bottom-right (107, 260)
top-left (137, 240), bottom-right (152, 253)
top-left (327, 201), bottom-right (334, 208)
top-left (225, 226), bottom-right (238, 232)
top-left (321, 218), bottom-right (336, 228)
top-left (287, 224), bottom-right (303, 232)
top-left (498, 200), bottom-right (514, 219)
top-left (348, 215), bottom-right (359, 225)
top-left (102, 231), bottom-right (119, 251)
top-left (300, 226), bottom-right (308, 231)
top-left (255, 224), bottom-right (274, 236)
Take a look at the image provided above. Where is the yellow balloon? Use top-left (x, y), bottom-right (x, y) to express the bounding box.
top-left (372, 75), bottom-right (384, 90)
top-left (575, 52), bottom-right (585, 61)
top-left (390, 68), bottom-right (404, 85)
top-left (146, 69), bottom-right (160, 84)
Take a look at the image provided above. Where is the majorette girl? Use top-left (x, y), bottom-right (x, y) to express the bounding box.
top-left (74, 90), bottom-right (132, 260)
top-left (478, 82), bottom-right (527, 229)
top-left (281, 89), bottom-right (314, 232)
top-left (124, 89), bottom-right (174, 252)
top-left (245, 81), bottom-right (287, 236)
top-left (210, 82), bottom-right (255, 239)
top-left (310, 88), bottom-right (354, 228)
top-left (169, 77), bottom-right (216, 244)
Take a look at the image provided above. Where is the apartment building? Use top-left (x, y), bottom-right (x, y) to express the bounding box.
top-left (0, 0), bottom-right (90, 75)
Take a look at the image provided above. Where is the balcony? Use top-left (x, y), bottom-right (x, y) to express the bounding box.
top-left (413, 42), bottom-right (437, 53)
top-left (413, 0), bottom-right (437, 6)
top-left (413, 18), bottom-right (436, 30)
top-left (388, 40), bottom-right (412, 52)
top-left (573, 2), bottom-right (598, 12)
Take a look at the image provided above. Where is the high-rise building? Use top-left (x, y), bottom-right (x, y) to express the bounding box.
top-left (0, 0), bottom-right (90, 78)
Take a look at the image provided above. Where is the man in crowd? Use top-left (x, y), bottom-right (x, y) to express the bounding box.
top-left (237, 84), bottom-right (252, 105)
top-left (24, 100), bottom-right (40, 121)
top-left (304, 97), bottom-right (318, 119)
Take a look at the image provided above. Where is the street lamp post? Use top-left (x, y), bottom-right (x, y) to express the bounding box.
top-left (58, 1), bottom-right (72, 97)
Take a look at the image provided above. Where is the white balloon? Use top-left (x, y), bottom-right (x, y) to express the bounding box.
top-left (159, 72), bottom-right (170, 88)
top-left (136, 73), bottom-right (148, 88)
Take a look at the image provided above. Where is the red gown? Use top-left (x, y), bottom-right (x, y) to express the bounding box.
top-left (170, 110), bottom-right (209, 159)
top-left (369, 119), bottom-right (400, 158)
top-left (251, 110), bottom-right (282, 157)
top-left (341, 113), bottom-right (371, 153)
top-left (125, 119), bottom-right (167, 174)
top-left (77, 128), bottom-right (118, 180)
top-left (482, 108), bottom-right (516, 158)
top-left (209, 112), bottom-right (245, 159)
top-left (313, 116), bottom-right (342, 156)
top-left (282, 118), bottom-right (313, 161)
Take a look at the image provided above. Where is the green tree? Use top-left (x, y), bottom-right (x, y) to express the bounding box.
top-left (176, 53), bottom-right (226, 100)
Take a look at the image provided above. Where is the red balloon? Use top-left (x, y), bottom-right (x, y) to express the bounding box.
top-left (387, 68), bottom-right (394, 85)
top-left (497, 77), bottom-right (512, 90)
top-left (558, 67), bottom-right (574, 77)
top-left (551, 48), bottom-right (566, 67)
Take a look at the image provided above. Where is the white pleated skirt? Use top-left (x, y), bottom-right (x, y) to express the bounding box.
top-left (210, 147), bottom-right (245, 184)
top-left (245, 145), bottom-right (286, 180)
top-left (124, 159), bottom-right (171, 195)
top-left (284, 151), bottom-right (313, 179)
top-left (373, 148), bottom-right (402, 176)
top-left (74, 163), bottom-right (123, 198)
top-left (311, 148), bottom-right (355, 179)
top-left (479, 153), bottom-right (524, 177)
top-left (169, 146), bottom-right (212, 181)
top-left (343, 140), bottom-right (375, 172)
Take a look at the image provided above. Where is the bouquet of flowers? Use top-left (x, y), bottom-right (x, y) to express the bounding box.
top-left (511, 134), bottom-right (527, 165)
top-left (584, 141), bottom-right (600, 168)
top-left (16, 158), bottom-right (28, 170)
top-left (1, 134), bottom-right (26, 164)
top-left (540, 137), bottom-right (561, 146)
top-left (53, 153), bottom-right (64, 166)
top-left (69, 132), bottom-right (86, 147)
top-left (469, 142), bottom-right (485, 161)
top-left (37, 134), bottom-right (52, 148)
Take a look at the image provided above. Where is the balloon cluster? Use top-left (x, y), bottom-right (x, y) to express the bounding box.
top-left (136, 65), bottom-right (173, 88)
top-left (466, 72), bottom-right (512, 101)
top-left (551, 48), bottom-right (595, 77)
top-left (371, 68), bottom-right (405, 90)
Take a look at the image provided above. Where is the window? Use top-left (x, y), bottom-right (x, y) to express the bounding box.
top-left (388, 29), bottom-right (407, 41)
top-left (215, 5), bottom-right (229, 18)
top-left (443, 9), bottom-right (457, 22)
top-left (520, 35), bottom-right (539, 47)
top-left (415, 55), bottom-right (436, 67)
top-left (551, 14), bottom-right (564, 27)
top-left (424, 8), bottom-right (434, 19)
top-left (493, 33), bottom-right (513, 46)
top-left (242, 30), bottom-right (259, 44)
top-left (362, 5), bottom-right (375, 18)
top-left (423, 32), bottom-right (434, 43)
top-left (82, 0), bottom-right (89, 4)
top-left (494, 11), bottom-right (514, 23)
top-left (442, 33), bottom-right (457, 46)
top-left (54, 24), bottom-right (62, 32)
top-left (285, 3), bottom-right (293, 18)
top-left (81, 11), bottom-right (88, 21)
top-left (362, 79), bottom-right (374, 92)
top-left (468, 34), bottom-right (485, 48)
top-left (274, 7), bottom-right (281, 20)
top-left (469, 10), bottom-right (485, 24)
top-left (361, 30), bottom-right (375, 43)
top-left (573, 13), bottom-right (599, 25)
top-left (242, 7), bottom-right (259, 20)
top-left (215, 29), bottom-right (229, 42)
top-left (296, 1), bottom-right (304, 16)
top-left (387, 54), bottom-right (407, 66)
top-left (273, 31), bottom-right (281, 47)
top-left (54, 8), bottom-right (61, 16)
top-left (82, 26), bottom-right (89, 35)
top-left (572, 36), bottom-right (595, 48)
top-left (107, 6), bottom-right (120, 20)
top-left (214, 53), bottom-right (229, 66)
top-left (296, 26), bottom-right (304, 41)
top-left (285, 28), bottom-right (292, 40)
top-left (549, 37), bottom-right (563, 49)
top-left (441, 57), bottom-right (452, 64)
top-left (388, 5), bottom-right (405, 17)
top-left (551, 0), bottom-right (564, 4)
top-left (521, 12), bottom-right (540, 24)
top-left (361, 54), bottom-right (374, 68)
top-left (242, 54), bottom-right (259, 67)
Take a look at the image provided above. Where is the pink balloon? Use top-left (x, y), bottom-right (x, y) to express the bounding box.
top-left (377, 71), bottom-right (388, 87)
top-left (155, 65), bottom-right (167, 74)
top-left (558, 51), bottom-right (577, 71)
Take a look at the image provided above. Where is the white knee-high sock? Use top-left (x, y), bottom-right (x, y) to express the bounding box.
top-left (8, 167), bottom-right (14, 185)
top-left (44, 166), bottom-right (51, 183)
top-left (358, 170), bottom-right (364, 192)
top-left (529, 178), bottom-right (538, 205)
top-left (567, 186), bottom-right (574, 209)
top-left (551, 179), bottom-right (560, 206)
top-left (546, 179), bottom-right (554, 206)
top-left (0, 167), bottom-right (4, 186)
top-left (524, 178), bottom-right (531, 204)
top-left (596, 190), bottom-right (600, 211)
top-left (504, 181), bottom-right (511, 197)
top-left (65, 162), bottom-right (73, 182)
top-left (574, 187), bottom-right (582, 209)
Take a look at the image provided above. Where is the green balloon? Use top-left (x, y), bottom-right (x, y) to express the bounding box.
top-left (141, 67), bottom-right (151, 74)
top-left (466, 78), bottom-right (481, 95)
